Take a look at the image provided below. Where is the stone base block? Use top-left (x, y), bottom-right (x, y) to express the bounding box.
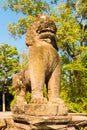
top-left (25, 104), bottom-right (58, 116)
top-left (24, 103), bottom-right (68, 116)
top-left (12, 101), bottom-right (68, 116)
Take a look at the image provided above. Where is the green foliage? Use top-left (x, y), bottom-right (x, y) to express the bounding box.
top-left (7, 17), bottom-right (29, 38)
top-left (61, 86), bottom-right (87, 113)
top-left (2, 0), bottom-right (49, 37)
top-left (61, 45), bottom-right (87, 113)
top-left (0, 43), bottom-right (19, 77)
top-left (55, 1), bottom-right (87, 113)
top-left (2, 0), bottom-right (48, 15)
top-left (43, 85), bottom-right (48, 100)
top-left (19, 49), bottom-right (28, 70)
top-left (57, 6), bottom-right (81, 47)
top-left (0, 85), bottom-right (16, 111)
top-left (25, 85), bottom-right (48, 103)
top-left (10, 93), bottom-right (17, 108)
top-left (0, 43), bottom-right (20, 110)
top-left (8, 85), bottom-right (16, 109)
top-left (76, 127), bottom-right (83, 130)
top-left (25, 92), bottom-right (31, 103)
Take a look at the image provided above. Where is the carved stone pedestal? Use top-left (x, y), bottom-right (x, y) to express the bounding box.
top-left (12, 100), bottom-right (68, 115)
top-left (24, 103), bottom-right (68, 116)
top-left (11, 103), bottom-right (72, 130)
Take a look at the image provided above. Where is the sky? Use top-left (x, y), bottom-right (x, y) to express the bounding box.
top-left (0, 1), bottom-right (27, 53)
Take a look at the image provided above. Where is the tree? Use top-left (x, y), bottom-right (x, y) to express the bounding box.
top-left (0, 43), bottom-right (19, 110)
top-left (2, 0), bottom-right (87, 112)
top-left (52, 1), bottom-right (87, 112)
top-left (2, 0), bottom-right (60, 38)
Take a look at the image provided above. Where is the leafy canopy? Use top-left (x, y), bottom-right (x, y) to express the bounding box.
top-left (0, 43), bottom-right (19, 78)
top-left (0, 43), bottom-right (20, 110)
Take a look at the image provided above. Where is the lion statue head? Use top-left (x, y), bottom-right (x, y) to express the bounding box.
top-left (26, 14), bottom-right (58, 50)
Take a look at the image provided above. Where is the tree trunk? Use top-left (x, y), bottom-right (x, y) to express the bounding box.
top-left (2, 93), bottom-right (5, 112)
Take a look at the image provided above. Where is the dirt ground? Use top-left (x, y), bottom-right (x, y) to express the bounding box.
top-left (0, 111), bottom-right (12, 118)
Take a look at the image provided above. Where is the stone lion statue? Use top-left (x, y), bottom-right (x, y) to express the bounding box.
top-left (13, 14), bottom-right (61, 104)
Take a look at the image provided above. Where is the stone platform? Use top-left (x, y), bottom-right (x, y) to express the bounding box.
top-left (0, 112), bottom-right (87, 130)
top-left (9, 103), bottom-right (87, 129)
top-left (13, 114), bottom-right (72, 130)
top-left (11, 103), bottom-right (72, 129)
top-left (12, 101), bottom-right (68, 116)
